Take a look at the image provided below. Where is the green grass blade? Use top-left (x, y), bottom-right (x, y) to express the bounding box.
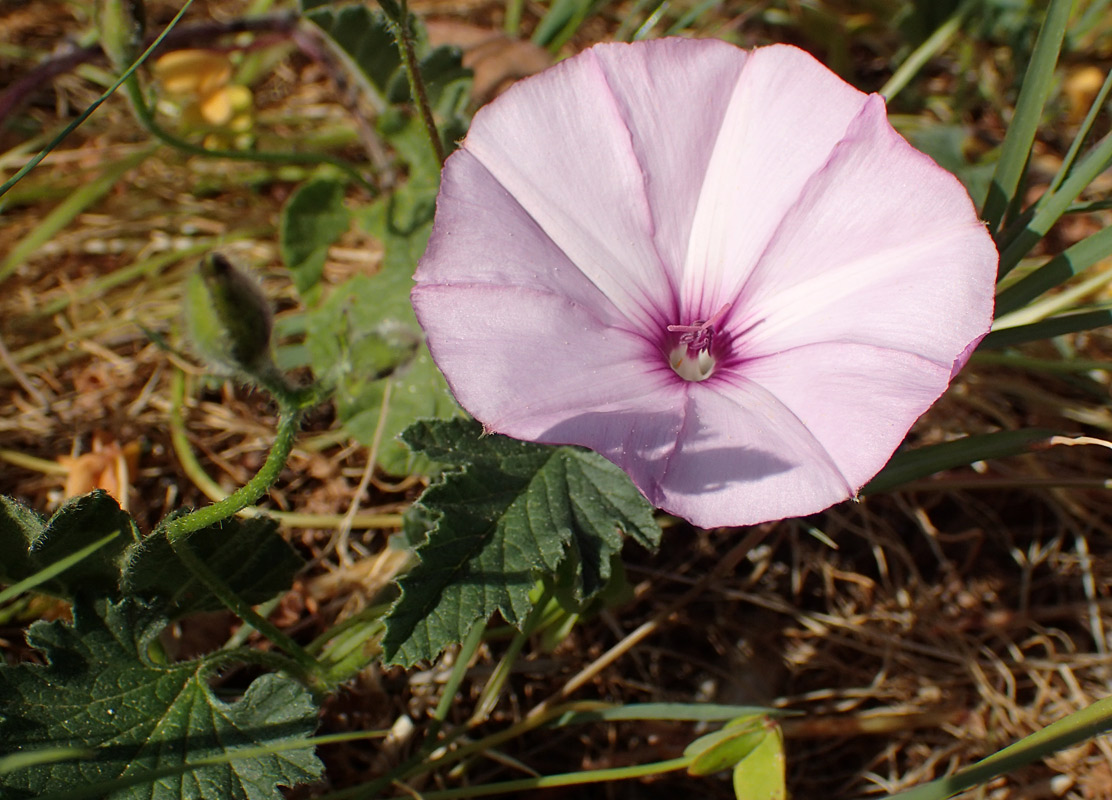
top-left (0, 749), bottom-right (95, 776)
top-left (662, 0), bottom-right (719, 36)
top-left (1046, 68), bottom-right (1112, 195)
top-left (862, 430), bottom-right (1055, 494)
top-left (880, 0), bottom-right (973, 102)
top-left (980, 307), bottom-right (1112, 349)
top-left (995, 224), bottom-right (1112, 316)
top-left (981, 0), bottom-right (1073, 234)
top-left (0, 530), bottom-right (120, 606)
top-left (884, 696), bottom-right (1112, 800)
top-left (553, 703), bottom-right (776, 727)
top-left (997, 127), bottom-right (1112, 278)
top-left (0, 0), bottom-right (195, 200)
top-left (0, 146), bottom-right (155, 282)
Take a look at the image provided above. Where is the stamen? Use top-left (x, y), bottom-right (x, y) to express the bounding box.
top-left (667, 303), bottom-right (731, 382)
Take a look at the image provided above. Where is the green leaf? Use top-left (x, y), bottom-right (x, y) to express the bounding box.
top-left (279, 178), bottom-right (351, 299)
top-left (685, 716), bottom-right (766, 776)
top-left (381, 418), bottom-right (661, 666)
top-left (306, 5), bottom-right (470, 114)
top-left (120, 516), bottom-right (303, 618)
top-left (0, 496), bottom-right (43, 585)
top-left (0, 597), bottom-right (322, 800)
top-left (731, 724), bottom-right (785, 800)
top-left (0, 492), bottom-right (137, 599)
top-left (302, 271), bottom-right (458, 475)
top-left (306, 5), bottom-right (400, 105)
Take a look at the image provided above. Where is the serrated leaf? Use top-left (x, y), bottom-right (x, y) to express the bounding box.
top-left (381, 418), bottom-right (660, 666)
top-left (120, 516), bottom-right (303, 618)
top-left (0, 496), bottom-right (42, 585)
top-left (0, 597), bottom-right (321, 800)
top-left (279, 178), bottom-right (351, 299)
top-left (0, 492), bottom-right (138, 599)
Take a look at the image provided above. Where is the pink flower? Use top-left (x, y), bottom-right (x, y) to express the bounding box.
top-left (412, 38), bottom-right (996, 528)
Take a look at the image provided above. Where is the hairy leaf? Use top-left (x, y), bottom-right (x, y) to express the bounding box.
top-left (382, 419), bottom-right (660, 665)
top-left (0, 491), bottom-right (137, 598)
top-left (0, 597), bottom-right (321, 800)
top-left (279, 178), bottom-right (351, 299)
top-left (121, 516), bottom-right (303, 618)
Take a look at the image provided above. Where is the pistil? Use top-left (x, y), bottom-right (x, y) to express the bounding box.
top-left (667, 303), bottom-right (731, 382)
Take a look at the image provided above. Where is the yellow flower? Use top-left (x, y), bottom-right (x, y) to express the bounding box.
top-left (153, 49), bottom-right (254, 144)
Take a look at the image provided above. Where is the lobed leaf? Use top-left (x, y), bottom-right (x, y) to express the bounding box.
top-left (381, 419), bottom-right (660, 666)
top-left (122, 516), bottom-right (303, 618)
top-left (0, 597), bottom-right (321, 800)
top-left (0, 492), bottom-right (137, 599)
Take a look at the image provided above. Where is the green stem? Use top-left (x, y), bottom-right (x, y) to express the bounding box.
top-left (169, 524), bottom-right (328, 691)
top-left (428, 621), bottom-right (487, 741)
top-left (469, 589), bottom-right (553, 726)
top-left (388, 0), bottom-right (446, 166)
top-left (406, 757), bottom-right (692, 800)
top-left (162, 370), bottom-right (328, 691)
top-left (162, 405), bottom-right (301, 539)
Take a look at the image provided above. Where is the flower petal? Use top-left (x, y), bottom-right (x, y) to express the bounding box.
top-left (731, 96), bottom-right (996, 366)
top-left (681, 45), bottom-right (870, 319)
top-left (460, 39), bottom-right (745, 331)
top-left (411, 283), bottom-right (673, 435)
top-left (644, 379), bottom-right (853, 528)
top-left (415, 149), bottom-right (627, 329)
top-left (739, 342), bottom-right (952, 489)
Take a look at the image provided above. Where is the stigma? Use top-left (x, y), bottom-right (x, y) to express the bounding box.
top-left (667, 303), bottom-right (731, 382)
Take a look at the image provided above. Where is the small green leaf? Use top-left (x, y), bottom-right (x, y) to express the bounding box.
top-left (731, 724), bottom-right (785, 800)
top-left (279, 179), bottom-right (351, 299)
top-left (381, 418), bottom-right (660, 666)
top-left (0, 492), bottom-right (138, 599)
top-left (121, 516), bottom-right (303, 618)
top-left (0, 597), bottom-right (322, 800)
top-left (685, 716), bottom-right (767, 776)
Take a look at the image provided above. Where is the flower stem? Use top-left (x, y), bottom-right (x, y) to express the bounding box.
top-left (386, 0), bottom-right (446, 166)
top-left (161, 369), bottom-right (329, 691)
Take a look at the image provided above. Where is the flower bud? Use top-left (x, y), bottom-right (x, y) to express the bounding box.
top-left (184, 253), bottom-right (275, 379)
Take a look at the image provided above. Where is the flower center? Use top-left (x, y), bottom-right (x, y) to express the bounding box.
top-left (667, 303), bottom-right (731, 382)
